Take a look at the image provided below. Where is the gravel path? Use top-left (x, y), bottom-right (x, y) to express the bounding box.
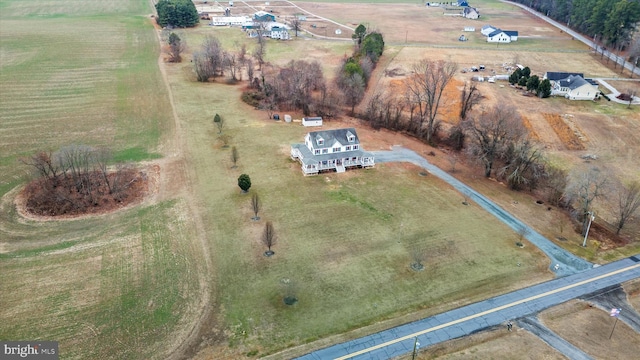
top-left (372, 146), bottom-right (592, 276)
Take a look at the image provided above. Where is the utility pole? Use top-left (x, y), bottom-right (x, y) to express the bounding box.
top-left (411, 337), bottom-right (420, 360)
top-left (582, 212), bottom-right (595, 247)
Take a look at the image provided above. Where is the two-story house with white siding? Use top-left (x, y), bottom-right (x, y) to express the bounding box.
top-left (290, 128), bottom-right (375, 175)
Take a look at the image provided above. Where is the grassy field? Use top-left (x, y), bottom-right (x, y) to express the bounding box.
top-left (1, 0), bottom-right (635, 359)
top-left (162, 43), bottom-right (551, 355)
top-left (0, 0), bottom-right (169, 196)
top-left (0, 1), bottom-right (205, 359)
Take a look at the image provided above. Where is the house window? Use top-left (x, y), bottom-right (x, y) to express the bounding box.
top-left (333, 147), bottom-right (341, 153)
top-left (353, 145), bottom-right (359, 150)
top-left (322, 148), bottom-right (328, 154)
top-left (346, 146), bottom-right (351, 151)
top-left (314, 149), bottom-right (320, 155)
top-left (317, 139), bottom-right (324, 146)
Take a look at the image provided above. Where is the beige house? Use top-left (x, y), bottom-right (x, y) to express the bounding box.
top-left (552, 75), bottom-right (599, 100)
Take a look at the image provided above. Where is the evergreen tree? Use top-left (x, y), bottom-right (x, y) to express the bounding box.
top-left (155, 0), bottom-right (199, 28)
top-left (538, 79), bottom-right (552, 98)
top-left (360, 32), bottom-right (385, 63)
top-left (526, 75), bottom-right (540, 92)
top-left (352, 24), bottom-right (367, 46)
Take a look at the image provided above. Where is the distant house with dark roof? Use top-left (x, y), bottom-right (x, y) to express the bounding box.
top-left (543, 72), bottom-right (584, 81)
top-left (462, 7), bottom-right (480, 19)
top-left (487, 29), bottom-right (518, 43)
top-left (290, 128), bottom-right (375, 175)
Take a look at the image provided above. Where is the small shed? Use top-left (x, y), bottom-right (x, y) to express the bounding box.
top-left (284, 114), bottom-right (292, 123)
top-left (302, 117), bottom-right (323, 127)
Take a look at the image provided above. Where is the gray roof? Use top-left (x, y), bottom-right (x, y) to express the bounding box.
top-left (558, 75), bottom-right (592, 90)
top-left (308, 127), bottom-right (361, 147)
top-left (545, 72), bottom-right (584, 81)
top-left (291, 143), bottom-right (372, 166)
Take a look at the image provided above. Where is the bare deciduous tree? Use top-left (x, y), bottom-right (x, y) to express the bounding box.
top-left (231, 146), bottom-right (239, 168)
top-left (193, 35), bottom-right (224, 81)
top-left (626, 88), bottom-right (637, 109)
top-left (246, 58), bottom-right (255, 87)
top-left (628, 38), bottom-right (640, 79)
top-left (20, 151), bottom-right (60, 183)
top-left (404, 59), bottom-right (458, 143)
top-left (251, 192), bottom-right (260, 221)
top-left (614, 181), bottom-right (640, 234)
top-left (498, 138), bottom-right (545, 191)
top-left (290, 17), bottom-right (302, 37)
top-left (254, 21), bottom-right (268, 70)
top-left (410, 245), bottom-right (426, 271)
top-left (262, 221), bottom-right (277, 256)
top-left (464, 106), bottom-right (525, 178)
top-left (543, 165), bottom-right (568, 207)
top-left (224, 51), bottom-right (241, 82)
top-left (565, 167), bottom-right (608, 235)
top-left (341, 73), bottom-right (366, 115)
top-left (448, 154), bottom-right (458, 173)
top-left (459, 81), bottom-right (482, 121)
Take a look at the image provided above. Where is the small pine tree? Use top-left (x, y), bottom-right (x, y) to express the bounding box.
top-left (238, 174), bottom-right (251, 192)
top-left (537, 79), bottom-right (552, 98)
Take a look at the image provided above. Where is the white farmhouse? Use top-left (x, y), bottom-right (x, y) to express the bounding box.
top-left (290, 128), bottom-right (375, 175)
top-left (487, 30), bottom-right (518, 43)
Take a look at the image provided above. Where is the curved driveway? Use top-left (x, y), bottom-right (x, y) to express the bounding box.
top-left (372, 146), bottom-right (592, 276)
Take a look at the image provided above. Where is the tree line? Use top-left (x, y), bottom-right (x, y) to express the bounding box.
top-left (512, 0), bottom-right (640, 50)
top-left (155, 0), bottom-right (199, 28)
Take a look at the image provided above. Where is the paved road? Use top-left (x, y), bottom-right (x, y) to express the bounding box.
top-left (296, 255), bottom-right (640, 360)
top-left (372, 146), bottom-right (592, 276)
top-left (503, 1), bottom-right (640, 77)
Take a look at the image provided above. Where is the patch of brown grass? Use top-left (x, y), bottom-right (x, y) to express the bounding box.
top-left (521, 115), bottom-right (540, 141)
top-left (542, 113), bottom-right (586, 150)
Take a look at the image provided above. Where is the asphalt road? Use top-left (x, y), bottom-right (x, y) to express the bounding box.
top-left (296, 255), bottom-right (640, 360)
top-left (372, 146), bottom-right (592, 276)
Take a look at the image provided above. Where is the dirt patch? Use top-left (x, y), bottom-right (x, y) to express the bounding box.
top-left (542, 113), bottom-right (586, 150)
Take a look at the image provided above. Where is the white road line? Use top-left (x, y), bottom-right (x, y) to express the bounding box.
top-left (334, 262), bottom-right (640, 360)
